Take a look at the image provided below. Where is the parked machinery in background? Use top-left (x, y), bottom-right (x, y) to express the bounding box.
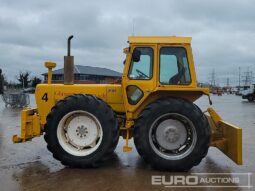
top-left (2, 93), bottom-right (30, 108)
top-left (0, 69), bottom-right (30, 108)
top-left (242, 84), bottom-right (255, 102)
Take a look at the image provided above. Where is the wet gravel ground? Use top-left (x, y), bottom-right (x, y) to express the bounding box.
top-left (0, 94), bottom-right (254, 191)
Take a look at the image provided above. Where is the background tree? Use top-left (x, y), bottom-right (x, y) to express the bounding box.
top-left (0, 69), bottom-right (4, 94)
top-left (31, 77), bottom-right (42, 87)
top-left (16, 71), bottom-right (31, 88)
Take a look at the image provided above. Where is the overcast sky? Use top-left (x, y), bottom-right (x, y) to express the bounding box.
top-left (0, 0), bottom-right (254, 85)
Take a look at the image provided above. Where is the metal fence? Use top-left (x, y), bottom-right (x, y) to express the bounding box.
top-left (1, 93), bottom-right (30, 108)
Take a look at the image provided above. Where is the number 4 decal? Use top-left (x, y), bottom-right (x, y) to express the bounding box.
top-left (42, 93), bottom-right (48, 102)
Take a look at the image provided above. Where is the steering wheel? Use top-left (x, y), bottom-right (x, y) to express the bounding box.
top-left (136, 69), bottom-right (149, 79)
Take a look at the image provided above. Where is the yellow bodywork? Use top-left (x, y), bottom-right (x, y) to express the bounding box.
top-left (207, 107), bottom-right (242, 164)
top-left (13, 108), bottom-right (41, 143)
top-left (13, 36), bottom-right (242, 165)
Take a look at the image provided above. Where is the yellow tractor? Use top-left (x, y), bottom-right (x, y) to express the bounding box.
top-left (13, 36), bottom-right (242, 171)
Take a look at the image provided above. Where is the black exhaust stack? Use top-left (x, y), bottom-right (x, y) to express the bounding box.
top-left (64, 35), bottom-right (74, 85)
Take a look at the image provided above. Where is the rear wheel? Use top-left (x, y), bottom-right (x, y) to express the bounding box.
top-left (134, 97), bottom-right (211, 171)
top-left (44, 94), bottom-right (118, 167)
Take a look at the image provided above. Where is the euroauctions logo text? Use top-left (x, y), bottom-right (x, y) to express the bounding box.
top-left (151, 173), bottom-right (253, 188)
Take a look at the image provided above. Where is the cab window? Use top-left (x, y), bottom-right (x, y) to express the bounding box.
top-left (128, 47), bottom-right (153, 80)
top-left (126, 85), bottom-right (143, 105)
top-left (160, 47), bottom-right (191, 85)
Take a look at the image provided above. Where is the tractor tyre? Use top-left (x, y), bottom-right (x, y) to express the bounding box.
top-left (44, 94), bottom-right (119, 167)
top-left (134, 97), bottom-right (211, 171)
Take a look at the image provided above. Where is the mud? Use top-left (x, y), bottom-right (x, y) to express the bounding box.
top-left (0, 94), bottom-right (254, 191)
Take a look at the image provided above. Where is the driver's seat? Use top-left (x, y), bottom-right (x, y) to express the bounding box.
top-left (169, 67), bottom-right (186, 84)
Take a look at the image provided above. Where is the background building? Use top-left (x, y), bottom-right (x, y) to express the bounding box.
top-left (42, 65), bottom-right (122, 84)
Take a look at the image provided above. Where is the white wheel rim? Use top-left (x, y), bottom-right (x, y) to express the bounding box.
top-left (57, 110), bottom-right (103, 156)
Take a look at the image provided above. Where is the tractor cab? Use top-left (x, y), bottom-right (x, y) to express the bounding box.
top-left (121, 37), bottom-right (210, 120)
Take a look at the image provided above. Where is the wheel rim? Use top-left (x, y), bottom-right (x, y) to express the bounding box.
top-left (149, 113), bottom-right (197, 160)
top-left (57, 110), bottom-right (103, 156)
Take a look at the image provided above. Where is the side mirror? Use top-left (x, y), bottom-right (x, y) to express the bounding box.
top-left (132, 49), bottom-right (141, 62)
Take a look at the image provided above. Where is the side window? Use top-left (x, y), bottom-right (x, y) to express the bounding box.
top-left (128, 47), bottom-right (153, 80)
top-left (160, 47), bottom-right (191, 85)
top-left (126, 85), bottom-right (144, 105)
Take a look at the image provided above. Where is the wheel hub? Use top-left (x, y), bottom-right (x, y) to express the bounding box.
top-left (149, 113), bottom-right (197, 160)
top-left (164, 126), bottom-right (180, 143)
top-left (66, 115), bottom-right (99, 147)
top-left (57, 110), bottom-right (103, 157)
top-left (155, 119), bottom-right (187, 150)
top-left (76, 125), bottom-right (88, 138)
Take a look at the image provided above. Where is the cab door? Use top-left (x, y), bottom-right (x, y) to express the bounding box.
top-left (122, 45), bottom-right (157, 120)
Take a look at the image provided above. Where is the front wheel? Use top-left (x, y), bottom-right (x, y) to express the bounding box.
top-left (134, 97), bottom-right (211, 171)
top-left (44, 94), bottom-right (119, 167)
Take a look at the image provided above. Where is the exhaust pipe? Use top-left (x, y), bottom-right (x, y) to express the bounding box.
top-left (64, 35), bottom-right (74, 85)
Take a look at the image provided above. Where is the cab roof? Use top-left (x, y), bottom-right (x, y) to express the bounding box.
top-left (128, 36), bottom-right (192, 44)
